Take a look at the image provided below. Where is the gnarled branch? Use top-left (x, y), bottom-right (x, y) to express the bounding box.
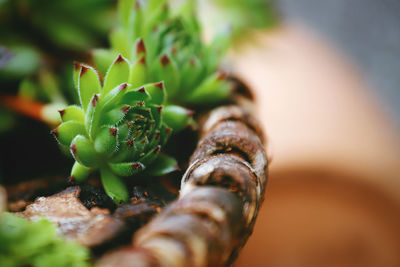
top-left (98, 102), bottom-right (268, 267)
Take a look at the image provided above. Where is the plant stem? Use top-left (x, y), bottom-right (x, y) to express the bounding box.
top-left (0, 95), bottom-right (44, 122)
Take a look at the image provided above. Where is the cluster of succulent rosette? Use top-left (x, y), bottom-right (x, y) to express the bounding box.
top-left (51, 0), bottom-right (234, 203)
top-left (52, 54), bottom-right (192, 203)
top-left (93, 0), bottom-right (232, 106)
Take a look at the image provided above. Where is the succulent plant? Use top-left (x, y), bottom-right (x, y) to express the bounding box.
top-left (0, 213), bottom-right (90, 267)
top-left (92, 0), bottom-right (232, 106)
top-left (52, 55), bottom-right (192, 203)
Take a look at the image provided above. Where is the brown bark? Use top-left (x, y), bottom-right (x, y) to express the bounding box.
top-left (98, 100), bottom-right (268, 266)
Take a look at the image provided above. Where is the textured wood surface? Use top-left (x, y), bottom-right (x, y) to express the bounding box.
top-left (98, 98), bottom-right (268, 266)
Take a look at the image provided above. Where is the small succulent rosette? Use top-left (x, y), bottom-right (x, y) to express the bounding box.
top-left (52, 55), bottom-right (192, 203)
top-left (93, 0), bottom-right (233, 106)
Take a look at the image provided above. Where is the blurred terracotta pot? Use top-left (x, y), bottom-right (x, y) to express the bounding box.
top-left (236, 169), bottom-right (400, 267)
top-left (231, 24), bottom-right (400, 267)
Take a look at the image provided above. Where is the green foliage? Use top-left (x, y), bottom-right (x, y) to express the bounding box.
top-left (0, 45), bottom-right (41, 81)
top-left (0, 213), bottom-right (90, 267)
top-left (17, 69), bottom-right (70, 126)
top-left (203, 0), bottom-right (278, 42)
top-left (53, 55), bottom-right (187, 203)
top-left (92, 0), bottom-right (232, 106)
top-left (0, 107), bottom-right (15, 134)
top-left (0, 0), bottom-right (115, 52)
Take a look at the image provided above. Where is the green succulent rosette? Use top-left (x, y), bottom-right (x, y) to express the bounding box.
top-left (0, 213), bottom-right (90, 267)
top-left (52, 55), bottom-right (191, 203)
top-left (93, 0), bottom-right (232, 106)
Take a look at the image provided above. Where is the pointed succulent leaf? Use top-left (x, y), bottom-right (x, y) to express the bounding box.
top-left (52, 121), bottom-right (86, 146)
top-left (147, 154), bottom-right (178, 176)
top-left (131, 3), bottom-right (144, 41)
top-left (70, 135), bottom-right (98, 168)
top-left (153, 54), bottom-right (179, 96)
top-left (108, 162), bottom-right (145, 177)
top-left (149, 105), bottom-right (162, 128)
top-left (207, 29), bottom-right (231, 70)
top-left (144, 82), bottom-right (166, 105)
top-left (59, 105), bottom-right (85, 123)
top-left (110, 140), bottom-right (133, 163)
top-left (129, 57), bottom-right (146, 88)
top-left (144, 1), bottom-right (169, 34)
top-left (135, 39), bottom-right (147, 59)
top-left (162, 105), bottom-right (193, 133)
top-left (102, 83), bottom-right (129, 111)
top-left (119, 0), bottom-right (137, 30)
top-left (180, 56), bottom-right (202, 91)
top-left (147, 0), bottom-right (167, 12)
top-left (70, 161), bottom-right (90, 183)
top-left (159, 124), bottom-right (172, 146)
top-left (101, 104), bottom-right (131, 126)
top-left (85, 94), bottom-right (101, 139)
top-left (103, 55), bottom-right (131, 94)
top-left (100, 167), bottom-right (129, 203)
top-left (117, 122), bottom-right (132, 142)
top-left (140, 145), bottom-right (161, 165)
top-left (73, 62), bottom-right (81, 92)
top-left (41, 103), bottom-right (65, 126)
top-left (92, 49), bottom-right (119, 75)
top-left (122, 87), bottom-right (150, 105)
top-left (187, 72), bottom-right (231, 104)
top-left (94, 127), bottom-right (119, 156)
top-left (78, 65), bottom-right (101, 111)
top-left (110, 28), bottom-right (130, 59)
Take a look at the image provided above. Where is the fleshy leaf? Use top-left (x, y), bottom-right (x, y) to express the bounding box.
top-left (52, 121), bottom-right (86, 146)
top-left (70, 161), bottom-right (90, 182)
top-left (100, 167), bottom-right (129, 203)
top-left (162, 105), bottom-right (192, 133)
top-left (153, 54), bottom-right (179, 96)
top-left (73, 62), bottom-right (81, 92)
top-left (94, 127), bottom-right (119, 156)
top-left (101, 104), bottom-right (131, 125)
top-left (187, 73), bottom-right (231, 104)
top-left (110, 28), bottom-right (130, 59)
top-left (144, 82), bottom-right (166, 105)
top-left (102, 83), bottom-right (129, 111)
top-left (78, 65), bottom-right (101, 111)
top-left (147, 154), bottom-right (178, 176)
top-left (103, 55), bottom-right (131, 94)
top-left (70, 135), bottom-right (98, 168)
top-left (108, 162), bottom-right (145, 177)
top-left (59, 105), bottom-right (85, 123)
top-left (92, 48), bottom-right (119, 75)
top-left (85, 94), bottom-right (101, 139)
top-left (119, 0), bottom-right (137, 30)
top-left (128, 57), bottom-right (146, 88)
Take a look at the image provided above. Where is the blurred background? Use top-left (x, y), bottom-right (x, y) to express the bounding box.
top-left (233, 0), bottom-right (400, 266)
top-left (0, 0), bottom-right (399, 266)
